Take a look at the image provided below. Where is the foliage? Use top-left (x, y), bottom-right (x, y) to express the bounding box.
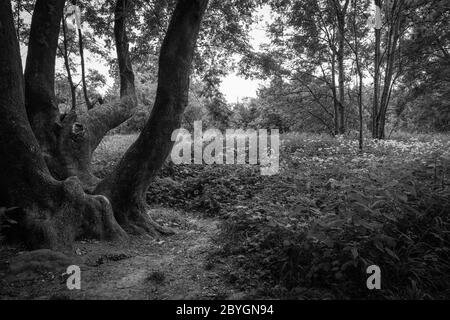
top-left (215, 134), bottom-right (450, 299)
top-left (396, 0), bottom-right (450, 132)
top-left (93, 132), bottom-right (450, 299)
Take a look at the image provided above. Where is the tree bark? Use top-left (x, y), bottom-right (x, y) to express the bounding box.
top-left (78, 28), bottom-right (92, 110)
top-left (62, 18), bottom-right (77, 111)
top-left (351, 0), bottom-right (364, 150)
top-left (332, 0), bottom-right (349, 135)
top-left (373, 0), bottom-right (403, 139)
top-left (114, 0), bottom-right (136, 98)
top-left (331, 51), bottom-right (339, 135)
top-left (24, 0), bottom-right (66, 158)
top-left (0, 0), bottom-right (126, 249)
top-left (372, 0), bottom-right (382, 138)
top-left (24, 0), bottom-right (137, 190)
top-left (336, 8), bottom-right (348, 134)
top-left (96, 0), bottom-right (209, 235)
top-left (2, 0), bottom-right (209, 248)
top-left (377, 0), bottom-right (402, 139)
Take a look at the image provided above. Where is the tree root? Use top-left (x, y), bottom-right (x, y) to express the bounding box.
top-left (114, 202), bottom-right (175, 237)
top-left (7, 177), bottom-right (128, 250)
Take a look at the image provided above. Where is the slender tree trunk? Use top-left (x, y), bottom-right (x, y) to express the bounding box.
top-left (62, 18), bottom-right (77, 111)
top-left (78, 28), bottom-right (92, 110)
top-left (372, 0), bottom-right (382, 138)
top-left (352, 0), bottom-right (364, 150)
top-left (337, 20), bottom-right (346, 134)
top-left (0, 0), bottom-right (126, 249)
top-left (96, 0), bottom-right (209, 235)
top-left (332, 0), bottom-right (349, 135)
top-left (357, 70), bottom-right (364, 148)
top-left (377, 1), bottom-right (401, 139)
top-left (331, 52), bottom-right (339, 135)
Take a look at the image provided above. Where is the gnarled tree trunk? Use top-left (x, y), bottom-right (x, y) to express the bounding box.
top-left (0, 0), bottom-right (126, 249)
top-left (1, 0), bottom-right (209, 248)
top-left (96, 0), bottom-right (209, 235)
top-left (24, 0), bottom-right (137, 190)
top-left (24, 0), bottom-right (66, 161)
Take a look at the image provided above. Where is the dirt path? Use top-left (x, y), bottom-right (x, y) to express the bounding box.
top-left (0, 209), bottom-right (243, 300)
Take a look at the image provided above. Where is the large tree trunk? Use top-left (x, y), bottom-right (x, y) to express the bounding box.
top-left (0, 0), bottom-right (126, 249)
top-left (51, 0), bottom-right (138, 190)
top-left (96, 0), bottom-right (209, 235)
top-left (24, 0), bottom-right (66, 159)
top-left (24, 0), bottom-right (137, 190)
top-left (2, 0), bottom-right (209, 248)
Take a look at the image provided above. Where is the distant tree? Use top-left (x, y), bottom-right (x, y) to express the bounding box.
top-left (397, 0), bottom-right (450, 132)
top-left (371, 0), bottom-right (418, 138)
top-left (242, 0), bottom-right (372, 135)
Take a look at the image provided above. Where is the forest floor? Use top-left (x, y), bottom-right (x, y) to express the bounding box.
top-left (0, 208), bottom-right (242, 300)
top-left (1, 132), bottom-right (450, 299)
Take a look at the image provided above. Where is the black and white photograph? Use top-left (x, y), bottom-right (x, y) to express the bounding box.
top-left (0, 0), bottom-right (449, 307)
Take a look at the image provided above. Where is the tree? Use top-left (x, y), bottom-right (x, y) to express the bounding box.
top-left (397, 0), bottom-right (450, 132)
top-left (0, 0), bottom-right (125, 249)
top-left (346, 0), bottom-right (371, 148)
top-left (371, 0), bottom-right (409, 139)
top-left (0, 0), bottom-right (209, 248)
top-left (95, 0), bottom-right (209, 233)
top-left (59, 13), bottom-right (78, 111)
top-left (245, 0), bottom-right (357, 135)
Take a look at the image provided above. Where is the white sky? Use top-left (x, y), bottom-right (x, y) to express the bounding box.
top-left (219, 6), bottom-right (272, 103)
top-left (20, 5), bottom-right (273, 103)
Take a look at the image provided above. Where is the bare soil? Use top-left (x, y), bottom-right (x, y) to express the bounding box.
top-left (0, 208), bottom-right (243, 300)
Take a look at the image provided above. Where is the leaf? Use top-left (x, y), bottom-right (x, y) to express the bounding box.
top-left (385, 248), bottom-right (400, 261)
top-left (351, 247), bottom-right (359, 259)
top-left (5, 218), bottom-right (17, 225)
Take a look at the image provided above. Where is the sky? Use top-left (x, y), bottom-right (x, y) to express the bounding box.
top-left (219, 6), bottom-right (272, 103)
top-left (19, 5), bottom-right (272, 103)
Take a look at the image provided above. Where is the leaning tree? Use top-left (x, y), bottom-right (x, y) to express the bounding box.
top-left (0, 0), bottom-right (209, 249)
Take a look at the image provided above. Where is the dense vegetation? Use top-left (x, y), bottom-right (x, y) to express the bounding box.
top-left (92, 132), bottom-right (450, 299)
top-left (42, 0), bottom-right (449, 137)
top-left (1, 0), bottom-right (449, 300)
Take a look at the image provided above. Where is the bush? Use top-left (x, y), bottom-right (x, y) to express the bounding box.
top-left (212, 134), bottom-right (450, 299)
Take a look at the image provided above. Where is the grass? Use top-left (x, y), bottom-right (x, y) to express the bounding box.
top-left (92, 134), bottom-right (138, 178)
top-left (92, 131), bottom-right (450, 299)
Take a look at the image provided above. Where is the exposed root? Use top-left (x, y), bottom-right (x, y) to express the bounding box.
top-left (7, 177), bottom-right (128, 250)
top-left (114, 202), bottom-right (175, 237)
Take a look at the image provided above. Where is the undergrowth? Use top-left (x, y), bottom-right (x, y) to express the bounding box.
top-left (92, 132), bottom-right (450, 299)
